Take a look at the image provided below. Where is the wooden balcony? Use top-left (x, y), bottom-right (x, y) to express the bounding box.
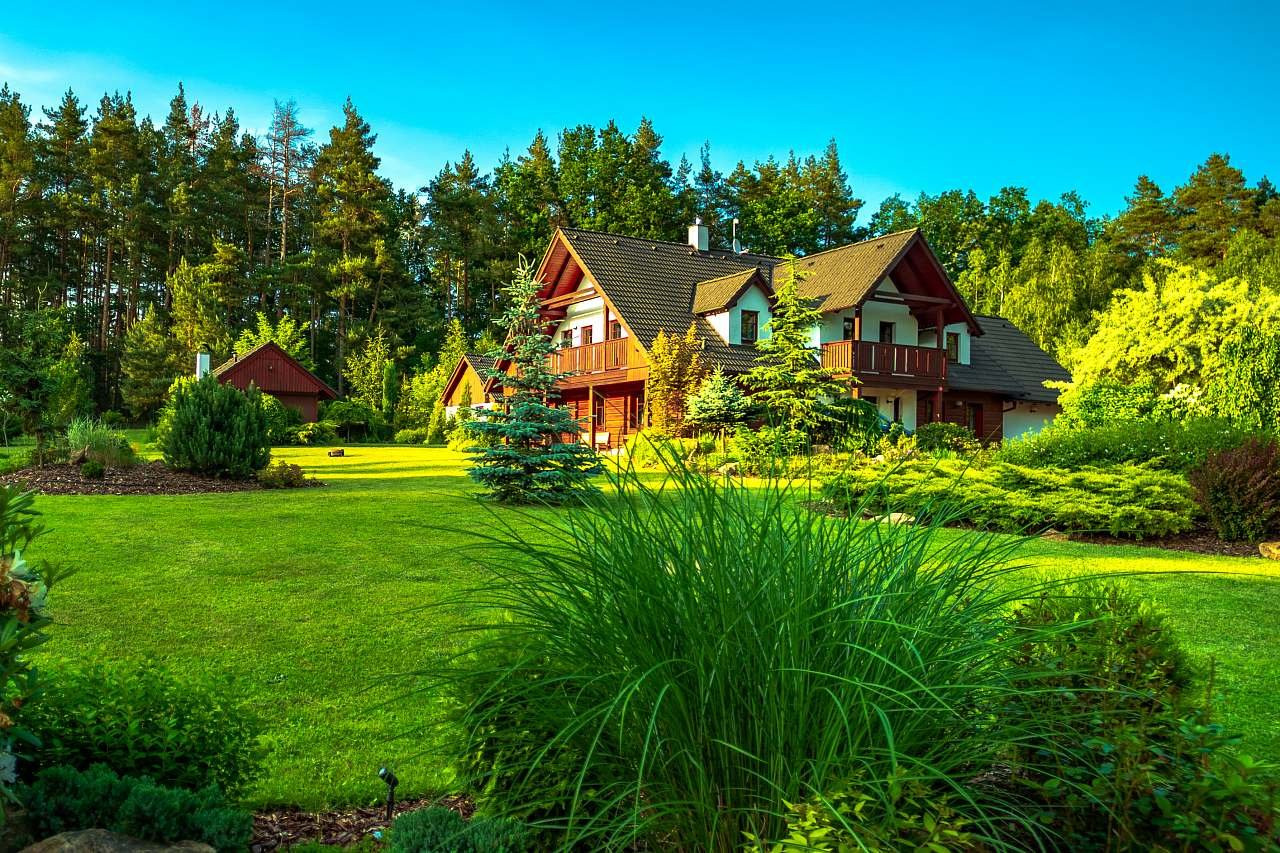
top-left (547, 338), bottom-right (635, 379)
top-left (821, 340), bottom-right (947, 387)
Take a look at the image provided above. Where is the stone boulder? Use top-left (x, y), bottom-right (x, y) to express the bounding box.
top-left (22, 829), bottom-right (214, 853)
top-left (1259, 542), bottom-right (1280, 560)
top-left (875, 512), bottom-right (916, 526)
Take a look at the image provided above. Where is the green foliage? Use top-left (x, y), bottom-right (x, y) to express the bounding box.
top-left (235, 312), bottom-right (311, 368)
top-left (1008, 584), bottom-right (1280, 852)
top-left (646, 324), bottom-right (706, 437)
top-left (261, 394), bottom-right (304, 445)
top-left (0, 486), bottom-right (59, 807)
top-left (1189, 437), bottom-right (1280, 543)
top-left (65, 417), bottom-right (136, 468)
top-left (1208, 326), bottom-right (1280, 432)
top-left (257, 459), bottom-right (311, 489)
top-left (432, 459), bottom-right (1109, 850)
top-left (121, 309), bottom-right (187, 421)
top-left (389, 807), bottom-right (528, 853)
top-left (467, 260), bottom-right (601, 503)
top-left (622, 432), bottom-right (700, 469)
top-left (0, 308), bottom-right (79, 460)
top-left (157, 376), bottom-right (270, 479)
top-left (21, 660), bottom-right (264, 795)
top-left (685, 368), bottom-right (749, 440)
top-left (322, 399), bottom-right (385, 442)
top-left (746, 259), bottom-right (848, 432)
top-left (22, 764), bottom-right (252, 852)
top-left (78, 460), bottom-right (103, 479)
top-left (757, 771), bottom-right (976, 852)
top-left (292, 421), bottom-right (338, 447)
top-left (822, 458), bottom-right (1197, 538)
top-left (996, 416), bottom-right (1252, 473)
top-left (1057, 376), bottom-right (1164, 428)
top-left (913, 421), bottom-right (980, 454)
top-left (394, 427), bottom-right (430, 445)
top-left (344, 329), bottom-right (393, 410)
top-left (729, 424), bottom-right (810, 475)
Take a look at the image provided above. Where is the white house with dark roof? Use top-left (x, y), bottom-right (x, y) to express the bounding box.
top-left (448, 222), bottom-right (1069, 448)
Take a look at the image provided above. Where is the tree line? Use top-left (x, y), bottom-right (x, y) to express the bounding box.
top-left (1, 79), bottom-right (1278, 422)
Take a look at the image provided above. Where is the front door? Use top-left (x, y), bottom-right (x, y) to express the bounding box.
top-left (965, 402), bottom-right (983, 437)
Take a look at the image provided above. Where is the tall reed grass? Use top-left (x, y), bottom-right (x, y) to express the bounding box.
top-left (65, 417), bottom-right (136, 468)
top-left (430, 456), bottom-right (1098, 850)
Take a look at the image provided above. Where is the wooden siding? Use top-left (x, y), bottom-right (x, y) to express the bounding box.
top-left (558, 382), bottom-right (644, 449)
top-left (918, 391), bottom-right (1005, 443)
top-left (822, 340), bottom-right (947, 387)
top-left (445, 361), bottom-right (488, 407)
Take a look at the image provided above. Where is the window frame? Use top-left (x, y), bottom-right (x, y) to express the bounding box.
top-left (580, 325), bottom-right (594, 346)
top-left (879, 321), bottom-right (896, 343)
top-left (741, 310), bottom-right (760, 344)
top-left (945, 331), bottom-right (961, 363)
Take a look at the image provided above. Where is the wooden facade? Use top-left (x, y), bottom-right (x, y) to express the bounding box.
top-left (213, 342), bottom-right (336, 422)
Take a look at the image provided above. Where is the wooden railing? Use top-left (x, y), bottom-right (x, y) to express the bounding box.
top-left (821, 340), bottom-right (947, 383)
top-left (547, 338), bottom-right (633, 375)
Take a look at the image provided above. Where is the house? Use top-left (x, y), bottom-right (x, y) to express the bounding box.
top-left (211, 341), bottom-right (337, 422)
top-left (470, 223), bottom-right (1069, 447)
top-left (440, 354), bottom-right (498, 418)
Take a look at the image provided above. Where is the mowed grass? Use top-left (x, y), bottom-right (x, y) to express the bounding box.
top-left (28, 445), bottom-right (1280, 810)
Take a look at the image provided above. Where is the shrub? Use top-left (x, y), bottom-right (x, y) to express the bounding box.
top-left (730, 424), bottom-right (810, 475)
top-left (996, 416), bottom-right (1252, 473)
top-left (389, 807), bottom-right (525, 853)
top-left (257, 459), bottom-right (311, 489)
top-left (293, 420), bottom-right (338, 446)
top-left (1189, 436), bottom-right (1280, 542)
top-left (623, 431), bottom-right (700, 468)
top-left (322, 400), bottom-right (385, 442)
top-left (99, 409), bottom-right (126, 428)
top-left (23, 764), bottom-right (252, 853)
top-left (262, 394), bottom-right (304, 446)
top-left (394, 427), bottom-right (430, 445)
top-left (1008, 584), bottom-right (1280, 851)
top-left (79, 460), bottom-right (104, 479)
top-left (158, 376), bottom-right (270, 479)
top-left (65, 416), bottom-right (136, 468)
top-left (913, 421), bottom-right (980, 454)
top-left (822, 457), bottom-right (1196, 538)
top-left (433, 459), bottom-right (1103, 850)
top-left (20, 661), bottom-right (263, 795)
top-left (0, 486), bottom-right (60, 806)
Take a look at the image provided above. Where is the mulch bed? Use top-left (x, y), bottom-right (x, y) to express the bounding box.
top-left (0, 461), bottom-right (267, 496)
top-left (1067, 529), bottom-right (1261, 558)
top-left (251, 795), bottom-right (474, 851)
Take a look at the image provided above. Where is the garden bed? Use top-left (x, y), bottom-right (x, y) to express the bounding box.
top-left (0, 461), bottom-right (271, 496)
top-left (251, 795), bottom-right (473, 851)
top-left (1068, 529), bottom-right (1261, 558)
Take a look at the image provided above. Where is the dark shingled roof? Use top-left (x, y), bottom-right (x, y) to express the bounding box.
top-left (791, 229), bottom-right (919, 312)
top-left (692, 269), bottom-right (767, 315)
top-left (561, 227), bottom-right (777, 372)
top-left (466, 353), bottom-right (496, 376)
top-left (948, 316), bottom-right (1070, 403)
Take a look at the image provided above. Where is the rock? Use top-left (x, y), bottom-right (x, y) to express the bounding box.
top-left (23, 829), bottom-right (214, 853)
top-left (1259, 541), bottom-right (1280, 560)
top-left (716, 462), bottom-right (740, 477)
top-left (69, 447), bottom-right (89, 466)
top-left (876, 512), bottom-right (916, 525)
top-left (1041, 529), bottom-right (1071, 542)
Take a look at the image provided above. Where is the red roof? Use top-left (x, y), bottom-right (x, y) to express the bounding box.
top-left (212, 341), bottom-right (338, 400)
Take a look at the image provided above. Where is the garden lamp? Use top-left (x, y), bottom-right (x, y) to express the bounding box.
top-left (378, 766), bottom-right (399, 820)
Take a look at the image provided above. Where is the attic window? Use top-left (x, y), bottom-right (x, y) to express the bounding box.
top-left (741, 310), bottom-right (759, 344)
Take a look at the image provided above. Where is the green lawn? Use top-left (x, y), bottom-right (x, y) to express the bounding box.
top-left (29, 445), bottom-right (1280, 810)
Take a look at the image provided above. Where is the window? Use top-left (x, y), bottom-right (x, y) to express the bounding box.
top-left (863, 395), bottom-right (879, 406)
top-left (892, 397), bottom-right (901, 422)
top-left (560, 330), bottom-right (574, 347)
top-left (945, 332), bottom-right (961, 363)
top-left (608, 319), bottom-right (623, 340)
top-left (842, 316), bottom-right (856, 340)
top-left (741, 310), bottom-right (759, 344)
top-left (581, 325), bottom-right (594, 346)
top-left (593, 396), bottom-right (606, 428)
top-left (879, 321), bottom-right (896, 343)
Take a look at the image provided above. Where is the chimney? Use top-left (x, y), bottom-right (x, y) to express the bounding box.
top-left (195, 349), bottom-right (211, 379)
top-left (687, 217), bottom-right (709, 252)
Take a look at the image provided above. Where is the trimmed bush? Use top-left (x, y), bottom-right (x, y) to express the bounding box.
top-left (394, 427), bottom-right (430, 445)
top-left (20, 661), bottom-right (263, 795)
top-left (79, 460), bottom-right (104, 479)
top-left (822, 458), bottom-right (1196, 539)
top-left (257, 459), bottom-right (311, 489)
top-left (913, 421), bottom-right (980, 454)
top-left (996, 416), bottom-right (1253, 473)
top-left (158, 376), bottom-right (270, 479)
top-left (262, 393), bottom-right (304, 446)
top-left (1189, 436), bottom-right (1280, 542)
top-left (293, 420), bottom-right (338, 446)
top-left (23, 764), bottom-right (252, 853)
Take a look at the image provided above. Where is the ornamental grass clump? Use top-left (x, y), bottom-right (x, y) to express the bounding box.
top-left (431, 456), bottom-right (1104, 851)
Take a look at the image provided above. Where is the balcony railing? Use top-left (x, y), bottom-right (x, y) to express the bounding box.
top-left (547, 338), bottom-right (633, 375)
top-left (821, 340), bottom-right (947, 383)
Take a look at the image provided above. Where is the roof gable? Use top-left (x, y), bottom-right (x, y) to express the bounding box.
top-left (441, 353), bottom-right (496, 403)
top-left (692, 269), bottom-right (770, 315)
top-left (213, 341), bottom-right (337, 399)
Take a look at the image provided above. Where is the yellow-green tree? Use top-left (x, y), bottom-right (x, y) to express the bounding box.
top-left (646, 323), bottom-right (705, 437)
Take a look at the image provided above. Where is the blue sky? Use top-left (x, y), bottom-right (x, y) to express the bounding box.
top-left (1, 0), bottom-right (1276, 219)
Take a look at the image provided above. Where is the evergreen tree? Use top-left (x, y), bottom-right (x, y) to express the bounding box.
top-left (234, 312), bottom-right (311, 366)
top-left (646, 324), bottom-right (705, 437)
top-left (746, 260), bottom-right (847, 433)
top-left (1173, 153), bottom-right (1253, 262)
top-left (686, 368), bottom-right (750, 448)
top-left (467, 260), bottom-right (601, 503)
top-left (344, 329), bottom-right (392, 410)
top-left (121, 307), bottom-right (185, 419)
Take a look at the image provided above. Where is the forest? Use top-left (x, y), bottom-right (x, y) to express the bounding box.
top-left (1, 80), bottom-right (1279, 422)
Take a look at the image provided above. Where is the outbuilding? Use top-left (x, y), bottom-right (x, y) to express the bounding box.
top-left (211, 341), bottom-right (337, 422)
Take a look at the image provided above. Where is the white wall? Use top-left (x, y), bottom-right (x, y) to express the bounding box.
top-left (814, 277), bottom-right (918, 346)
top-left (550, 279), bottom-right (628, 346)
top-left (918, 322), bottom-right (971, 365)
top-left (1002, 402), bottom-right (1060, 440)
top-left (860, 388), bottom-right (918, 430)
top-left (706, 283), bottom-right (772, 345)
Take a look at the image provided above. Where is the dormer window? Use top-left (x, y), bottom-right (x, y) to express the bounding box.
top-left (741, 310), bottom-right (759, 344)
top-left (946, 332), bottom-right (960, 363)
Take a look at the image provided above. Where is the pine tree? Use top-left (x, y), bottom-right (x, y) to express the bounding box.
top-left (646, 323), bottom-right (705, 437)
top-left (1113, 175), bottom-right (1176, 257)
top-left (746, 259), bottom-right (847, 433)
top-left (686, 368), bottom-right (749, 448)
top-left (467, 260), bottom-right (601, 503)
top-left (234, 312), bottom-right (311, 366)
top-left (1174, 153), bottom-right (1253, 262)
top-left (121, 307), bottom-right (186, 419)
